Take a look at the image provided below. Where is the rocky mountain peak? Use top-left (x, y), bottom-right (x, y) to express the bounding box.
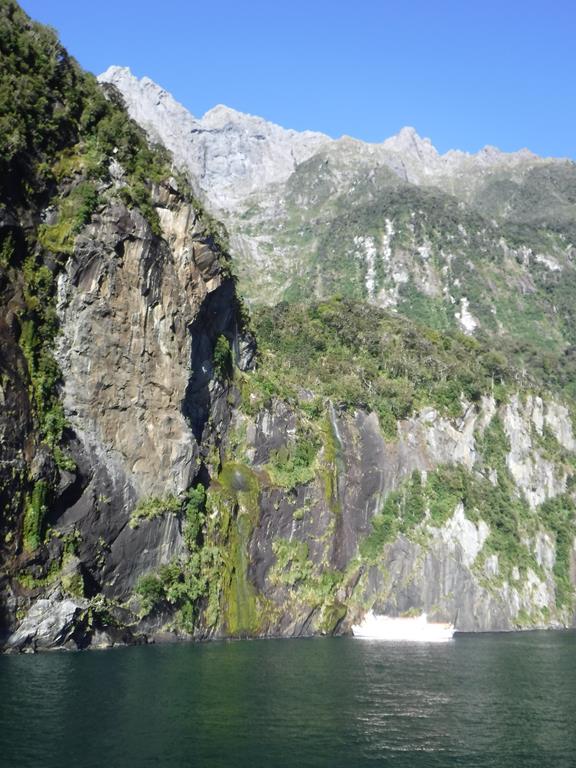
top-left (379, 126), bottom-right (441, 177)
top-left (99, 67), bottom-right (328, 209)
top-left (100, 65), bottom-right (176, 110)
top-left (201, 103), bottom-right (240, 125)
top-left (383, 125), bottom-right (438, 156)
top-left (475, 144), bottom-right (538, 166)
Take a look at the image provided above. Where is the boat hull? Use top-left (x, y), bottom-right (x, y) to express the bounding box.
top-left (351, 611), bottom-right (455, 642)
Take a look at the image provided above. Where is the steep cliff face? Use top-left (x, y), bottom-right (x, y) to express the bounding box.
top-left (0, 2), bottom-right (253, 650)
top-left (201, 386), bottom-right (575, 638)
top-left (1, 180), bottom-right (252, 650)
top-left (51, 182), bottom-right (247, 595)
top-left (56, 184), bottom-right (231, 504)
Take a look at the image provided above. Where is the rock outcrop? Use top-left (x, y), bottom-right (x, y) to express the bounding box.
top-left (2, 178), bottom-right (254, 645)
top-left (5, 588), bottom-right (88, 652)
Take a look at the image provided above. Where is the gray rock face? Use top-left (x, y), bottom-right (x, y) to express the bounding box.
top-left (232, 394), bottom-right (576, 636)
top-left (6, 589), bottom-right (88, 651)
top-left (1, 165), bottom-right (250, 650)
top-left (503, 394), bottom-right (573, 508)
top-left (99, 67), bottom-right (329, 211)
top-left (101, 512), bottom-right (186, 599)
top-left (55, 188), bottom-right (213, 500)
top-left (49, 182), bottom-right (246, 607)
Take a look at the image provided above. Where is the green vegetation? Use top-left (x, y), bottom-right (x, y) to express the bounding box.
top-left (219, 510), bottom-right (260, 636)
top-left (60, 554), bottom-right (85, 598)
top-left (134, 484), bottom-right (221, 626)
top-left (37, 181), bottom-right (98, 254)
top-left (21, 516), bottom-right (76, 589)
top-left (17, 530), bottom-right (81, 591)
top-left (0, 232), bottom-right (15, 268)
top-left (0, 1), bottom-right (174, 217)
top-left (22, 480), bottom-right (49, 552)
top-left (16, 556), bottom-right (61, 590)
top-left (476, 414), bottom-right (509, 470)
top-left (212, 464), bottom-right (262, 635)
top-left (135, 573), bottom-right (166, 615)
top-left (251, 297), bottom-right (510, 437)
top-left (359, 471), bottom-right (426, 561)
top-left (132, 473), bottom-right (263, 636)
top-left (270, 539), bottom-right (314, 587)
top-left (134, 542), bottom-right (223, 627)
top-left (218, 462), bottom-right (259, 501)
top-left (267, 535), bottom-right (345, 633)
top-left (129, 494), bottom-right (181, 528)
top-left (183, 484), bottom-right (206, 549)
top-left (539, 494), bottom-right (576, 608)
top-left (474, 163), bottom-right (576, 245)
top-left (18, 251), bottom-right (75, 472)
top-left (532, 424), bottom-right (576, 471)
top-left (317, 414), bottom-right (342, 516)
top-left (398, 281), bottom-right (453, 331)
top-left (213, 334), bottom-right (233, 379)
top-left (265, 432), bottom-right (319, 490)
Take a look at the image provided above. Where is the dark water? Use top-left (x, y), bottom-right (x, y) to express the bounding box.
top-left (1, 632), bottom-right (575, 768)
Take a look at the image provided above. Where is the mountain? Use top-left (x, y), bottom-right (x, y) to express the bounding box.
top-left (100, 65), bottom-right (549, 209)
top-left (1, 3), bottom-right (576, 651)
top-left (101, 67), bottom-right (576, 392)
top-left (99, 65), bottom-right (330, 210)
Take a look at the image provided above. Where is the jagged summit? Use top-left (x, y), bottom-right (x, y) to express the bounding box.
top-left (202, 103), bottom-right (241, 122)
top-left (99, 66), bottom-right (329, 208)
top-left (380, 126), bottom-right (440, 175)
top-left (99, 64), bottom-right (130, 80)
top-left (382, 125), bottom-right (437, 153)
top-left (99, 66), bottom-right (550, 199)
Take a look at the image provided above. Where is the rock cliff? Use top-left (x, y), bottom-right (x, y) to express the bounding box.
top-left (1, 172), bottom-right (255, 649)
top-left (202, 367), bottom-right (576, 637)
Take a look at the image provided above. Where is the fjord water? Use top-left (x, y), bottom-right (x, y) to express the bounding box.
top-left (1, 633), bottom-right (575, 768)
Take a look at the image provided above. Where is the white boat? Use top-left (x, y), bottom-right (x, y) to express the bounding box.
top-left (351, 610), bottom-right (455, 642)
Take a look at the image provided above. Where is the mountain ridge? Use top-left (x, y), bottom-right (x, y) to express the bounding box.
top-left (100, 66), bottom-right (555, 166)
top-left (100, 66), bottom-right (576, 379)
top-left (100, 66), bottom-right (564, 212)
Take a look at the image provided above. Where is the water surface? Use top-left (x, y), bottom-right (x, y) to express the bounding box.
top-left (1, 632), bottom-right (575, 767)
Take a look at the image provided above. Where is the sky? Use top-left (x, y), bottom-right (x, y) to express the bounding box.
top-left (19, 0), bottom-right (576, 158)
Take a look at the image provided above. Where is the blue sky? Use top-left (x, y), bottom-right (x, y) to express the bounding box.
top-left (19, 0), bottom-right (576, 158)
